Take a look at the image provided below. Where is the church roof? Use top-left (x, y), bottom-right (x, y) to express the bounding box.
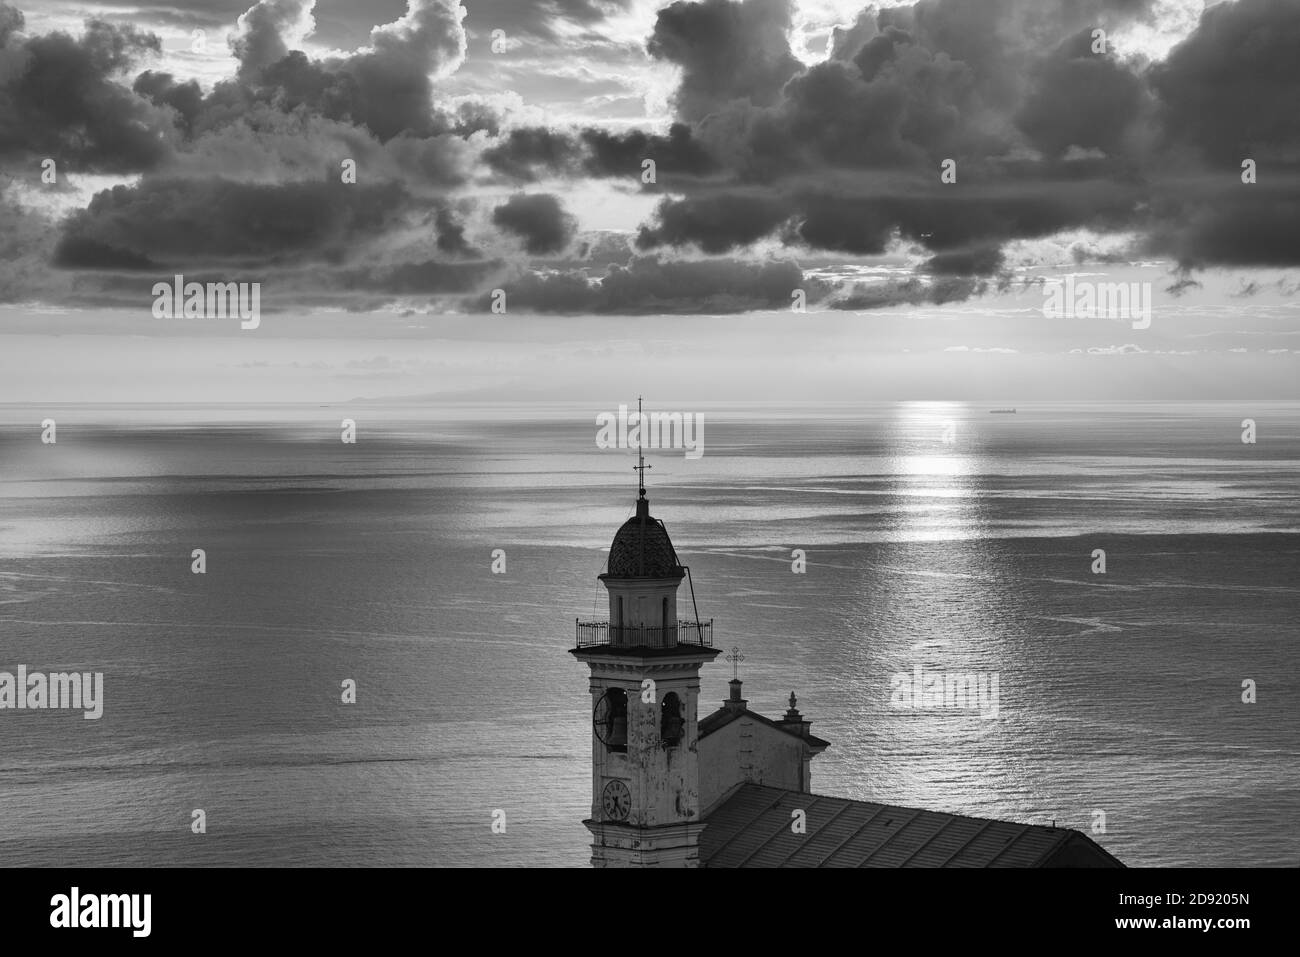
top-left (700, 784), bottom-right (1124, 868)
top-left (698, 704), bottom-right (831, 750)
top-left (603, 491), bottom-right (684, 579)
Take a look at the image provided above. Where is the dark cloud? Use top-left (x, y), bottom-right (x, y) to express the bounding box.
top-left (639, 179), bottom-right (1145, 258)
top-left (482, 122), bottom-right (718, 182)
top-left (9, 0), bottom-right (1300, 315)
top-left (1164, 270), bottom-right (1202, 296)
top-left (648, 0), bottom-right (803, 123)
top-left (56, 177), bottom-right (413, 266)
top-left (0, 9), bottom-right (177, 171)
top-left (52, 235), bottom-right (159, 270)
top-left (1137, 0), bottom-right (1300, 267)
top-left (0, 1), bottom-right (21, 44)
top-left (132, 70), bottom-right (203, 135)
top-left (482, 127), bottom-right (583, 181)
top-left (619, 0), bottom-right (1300, 277)
top-left (492, 193), bottom-right (577, 254)
top-left (622, 0), bottom-right (1162, 271)
top-left (336, 257), bottom-right (498, 293)
top-left (715, 0), bottom-right (1159, 174)
top-left (219, 0), bottom-right (467, 141)
top-left (446, 97), bottom-right (504, 137)
top-left (6, 0), bottom-right (626, 310)
top-left (1013, 28), bottom-right (1146, 159)
top-left (636, 191), bottom-right (791, 254)
top-left (130, 103), bottom-right (470, 190)
top-left (580, 123), bottom-right (718, 178)
top-left (1144, 186), bottom-right (1300, 269)
top-left (435, 205), bottom-right (479, 258)
top-left (480, 255), bottom-right (811, 314)
top-left (923, 246), bottom-right (1005, 277)
top-left (1, 0), bottom-right (473, 180)
top-left (5, 0), bottom-right (496, 306)
top-left (1150, 0), bottom-right (1300, 165)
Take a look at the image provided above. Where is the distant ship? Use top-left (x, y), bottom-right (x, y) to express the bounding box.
top-left (989, 408), bottom-right (1017, 414)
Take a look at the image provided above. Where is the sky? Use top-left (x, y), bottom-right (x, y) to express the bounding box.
top-left (1, 0), bottom-right (1298, 403)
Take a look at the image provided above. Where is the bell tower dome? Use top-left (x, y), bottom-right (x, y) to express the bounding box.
top-left (600, 488), bottom-right (687, 647)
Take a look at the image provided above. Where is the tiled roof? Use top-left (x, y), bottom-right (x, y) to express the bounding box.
top-left (700, 784), bottom-right (1124, 868)
top-left (605, 510), bottom-right (682, 578)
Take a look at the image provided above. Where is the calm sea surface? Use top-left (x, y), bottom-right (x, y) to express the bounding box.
top-left (0, 401), bottom-right (1296, 866)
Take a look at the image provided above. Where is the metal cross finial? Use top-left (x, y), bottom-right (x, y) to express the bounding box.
top-left (726, 646), bottom-right (744, 681)
top-left (633, 395), bottom-right (652, 494)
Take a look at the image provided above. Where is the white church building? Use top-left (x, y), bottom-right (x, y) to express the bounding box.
top-left (571, 485), bottom-right (1124, 868)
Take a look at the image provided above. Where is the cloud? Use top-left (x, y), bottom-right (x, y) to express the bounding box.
top-left (11, 0), bottom-right (510, 310)
top-left (606, 0), bottom-right (1300, 282)
top-left (132, 71), bottom-right (204, 136)
top-left (460, 0), bottom-right (634, 44)
top-left (230, 0), bottom-right (317, 79)
top-left (636, 190), bottom-right (791, 254)
top-left (492, 193), bottom-right (578, 254)
top-left (1013, 28), bottom-right (1147, 159)
top-left (482, 122), bottom-right (718, 182)
top-left (52, 235), bottom-right (159, 270)
top-left (7, 0), bottom-right (1300, 316)
top-left (435, 205), bottom-right (479, 258)
top-left (0, 3), bottom-right (21, 45)
top-left (217, 0), bottom-right (468, 141)
top-left (1149, 0), bottom-right (1300, 165)
top-left (0, 8), bottom-right (178, 171)
top-left (577, 231), bottom-right (634, 265)
top-left (153, 105), bottom-right (473, 188)
top-left (1164, 271), bottom-right (1203, 296)
top-left (1085, 343), bottom-right (1146, 354)
top-left (334, 257), bottom-right (499, 294)
top-left (615, 0), bottom-right (1169, 287)
top-left (0, 182), bottom-right (64, 301)
top-left (647, 0), bottom-right (803, 123)
top-left (581, 123), bottom-right (719, 178)
top-left (482, 127), bottom-right (584, 181)
top-left (55, 177), bottom-right (413, 267)
top-left (829, 276), bottom-right (988, 310)
top-left (924, 246), bottom-right (1005, 276)
top-left (480, 255), bottom-right (811, 313)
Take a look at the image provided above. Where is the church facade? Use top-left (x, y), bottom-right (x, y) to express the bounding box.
top-left (571, 486), bottom-right (1124, 868)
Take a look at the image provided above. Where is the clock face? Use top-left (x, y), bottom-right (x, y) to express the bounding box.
top-left (601, 779), bottom-right (631, 822)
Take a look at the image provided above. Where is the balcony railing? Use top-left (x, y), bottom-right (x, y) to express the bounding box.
top-left (575, 619), bottom-right (713, 650)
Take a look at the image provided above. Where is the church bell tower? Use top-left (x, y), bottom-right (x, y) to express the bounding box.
top-left (571, 415), bottom-right (718, 866)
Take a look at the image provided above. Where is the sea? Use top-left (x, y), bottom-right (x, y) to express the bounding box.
top-left (0, 400), bottom-right (1296, 867)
